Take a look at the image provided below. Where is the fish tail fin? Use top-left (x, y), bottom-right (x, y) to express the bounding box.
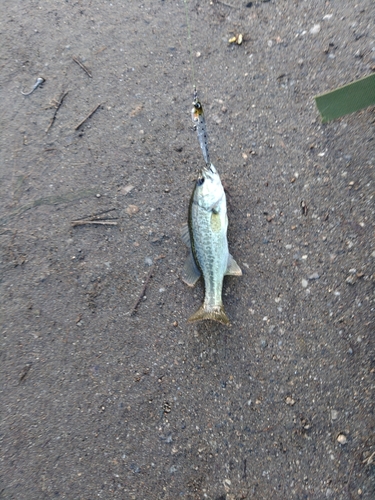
top-left (188, 304), bottom-right (230, 326)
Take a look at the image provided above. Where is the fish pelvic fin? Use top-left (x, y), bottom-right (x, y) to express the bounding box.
top-left (180, 223), bottom-right (191, 247)
top-left (225, 254), bottom-right (242, 277)
top-left (181, 252), bottom-right (201, 287)
top-left (188, 304), bottom-right (230, 326)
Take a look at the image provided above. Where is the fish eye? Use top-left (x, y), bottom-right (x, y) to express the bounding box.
top-left (197, 177), bottom-right (205, 186)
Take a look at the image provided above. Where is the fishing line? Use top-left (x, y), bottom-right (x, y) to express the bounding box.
top-left (183, 0), bottom-right (211, 167)
top-left (183, 0), bottom-right (196, 94)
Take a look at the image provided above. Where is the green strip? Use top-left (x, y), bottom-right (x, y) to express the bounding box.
top-left (315, 73), bottom-right (375, 123)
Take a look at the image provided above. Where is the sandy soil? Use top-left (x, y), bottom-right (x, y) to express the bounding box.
top-left (1, 1), bottom-right (374, 499)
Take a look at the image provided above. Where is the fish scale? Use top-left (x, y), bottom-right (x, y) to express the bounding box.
top-left (190, 196), bottom-right (228, 309)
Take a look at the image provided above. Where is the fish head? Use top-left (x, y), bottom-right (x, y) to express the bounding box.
top-left (194, 163), bottom-right (225, 211)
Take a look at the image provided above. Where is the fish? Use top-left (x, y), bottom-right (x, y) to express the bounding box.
top-left (191, 88), bottom-right (210, 166)
top-left (181, 163), bottom-right (242, 325)
top-left (21, 77), bottom-right (45, 96)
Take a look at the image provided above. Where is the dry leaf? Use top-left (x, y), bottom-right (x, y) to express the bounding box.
top-left (126, 204), bottom-right (139, 216)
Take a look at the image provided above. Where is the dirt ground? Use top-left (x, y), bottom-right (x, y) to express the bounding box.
top-left (1, 1), bottom-right (374, 499)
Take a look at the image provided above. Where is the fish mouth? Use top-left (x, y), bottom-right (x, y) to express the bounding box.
top-left (196, 166), bottom-right (215, 189)
top-left (201, 163), bottom-right (216, 178)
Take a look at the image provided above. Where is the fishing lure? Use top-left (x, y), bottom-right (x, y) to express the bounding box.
top-left (21, 77), bottom-right (45, 96)
top-left (191, 87), bottom-right (210, 167)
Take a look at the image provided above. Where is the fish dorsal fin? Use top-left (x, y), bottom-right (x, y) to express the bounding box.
top-left (180, 223), bottom-right (191, 247)
top-left (225, 254), bottom-right (242, 276)
top-left (181, 252), bottom-right (201, 287)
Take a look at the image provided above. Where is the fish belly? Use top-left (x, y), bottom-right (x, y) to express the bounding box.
top-left (190, 200), bottom-right (229, 319)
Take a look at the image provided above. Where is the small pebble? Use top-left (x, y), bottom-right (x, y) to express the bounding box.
top-left (337, 433), bottom-right (347, 445)
top-left (285, 396), bottom-right (295, 406)
top-left (120, 184), bottom-right (134, 195)
top-left (345, 275), bottom-right (357, 285)
top-left (145, 257), bottom-right (153, 266)
top-left (301, 278), bottom-right (308, 288)
top-left (308, 272), bottom-right (320, 280)
top-left (130, 464), bottom-right (141, 473)
top-left (260, 338), bottom-right (268, 349)
top-left (310, 24), bottom-right (321, 35)
top-left (330, 409), bottom-right (339, 420)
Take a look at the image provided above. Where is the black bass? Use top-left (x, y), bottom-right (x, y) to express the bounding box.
top-left (181, 163), bottom-right (242, 325)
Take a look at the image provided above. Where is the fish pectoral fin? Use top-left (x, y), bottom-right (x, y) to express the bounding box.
top-left (225, 254), bottom-right (242, 276)
top-left (181, 252), bottom-right (201, 287)
top-left (210, 211), bottom-right (221, 232)
top-left (180, 223), bottom-right (191, 247)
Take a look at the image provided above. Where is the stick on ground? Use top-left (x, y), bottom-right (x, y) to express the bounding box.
top-left (73, 208), bottom-right (117, 221)
top-left (129, 255), bottom-right (166, 316)
top-left (72, 56), bottom-right (93, 78)
top-left (130, 266), bottom-right (155, 316)
top-left (71, 219), bottom-right (118, 227)
top-left (46, 91), bottom-right (69, 133)
top-left (75, 103), bottom-right (103, 131)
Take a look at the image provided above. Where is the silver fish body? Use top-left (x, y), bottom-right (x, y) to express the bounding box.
top-left (181, 164), bottom-right (242, 325)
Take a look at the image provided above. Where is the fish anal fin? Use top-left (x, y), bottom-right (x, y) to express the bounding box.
top-left (188, 304), bottom-right (230, 326)
top-left (225, 254), bottom-right (242, 276)
top-left (181, 253), bottom-right (201, 287)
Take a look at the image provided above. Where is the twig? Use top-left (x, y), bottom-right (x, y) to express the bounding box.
top-left (213, 0), bottom-right (238, 8)
top-left (128, 255), bottom-right (165, 316)
top-left (46, 90), bottom-right (69, 133)
top-left (19, 363), bottom-right (32, 384)
top-left (72, 56), bottom-right (93, 78)
top-left (73, 208), bottom-right (117, 221)
top-left (363, 451), bottom-right (375, 465)
top-left (74, 103), bottom-right (103, 131)
top-left (130, 266), bottom-right (155, 316)
top-left (71, 219), bottom-right (118, 227)
top-left (346, 459), bottom-right (356, 499)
